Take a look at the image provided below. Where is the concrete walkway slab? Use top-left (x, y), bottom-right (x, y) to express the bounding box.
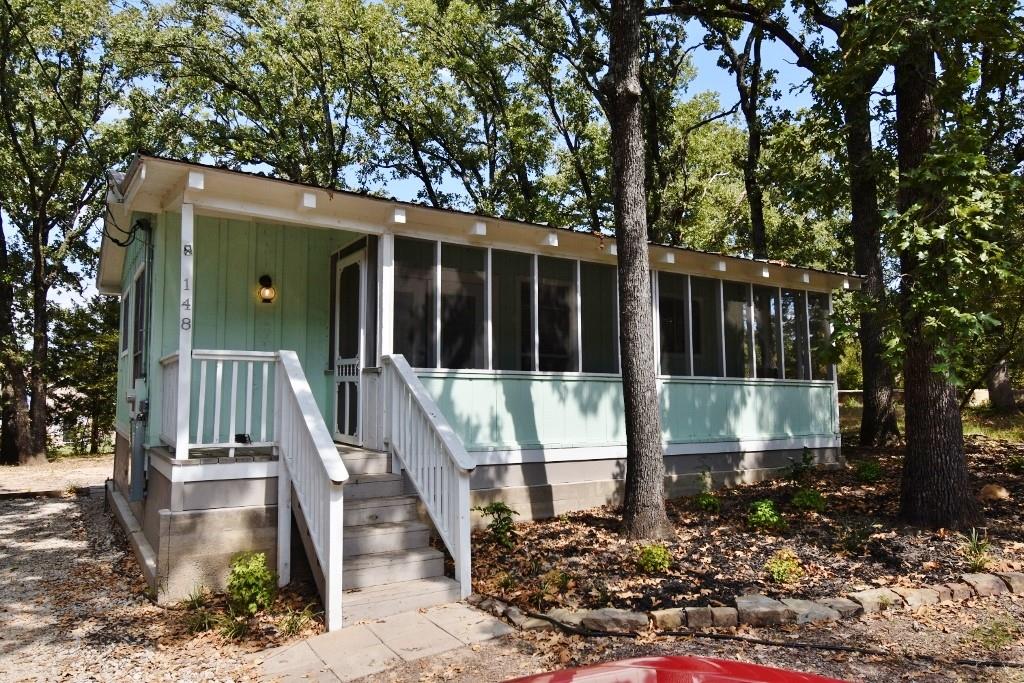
top-left (259, 603), bottom-right (509, 682)
top-left (422, 603), bottom-right (515, 644)
top-left (366, 611), bottom-right (465, 661)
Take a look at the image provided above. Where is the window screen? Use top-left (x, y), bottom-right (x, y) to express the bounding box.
top-left (658, 272), bottom-right (690, 376)
top-left (782, 289), bottom-right (810, 380)
top-left (808, 292), bottom-right (833, 380)
top-left (537, 256), bottom-right (578, 372)
top-left (394, 237), bottom-right (437, 368)
top-left (580, 262), bottom-right (618, 373)
top-left (723, 281), bottom-right (752, 378)
top-left (752, 285), bottom-right (781, 379)
top-left (491, 250), bottom-right (534, 371)
top-left (440, 244), bottom-right (486, 369)
top-left (132, 272), bottom-right (146, 381)
top-left (690, 276), bottom-right (722, 376)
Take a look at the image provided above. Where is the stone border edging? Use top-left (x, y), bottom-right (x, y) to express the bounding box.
top-left (471, 571), bottom-right (1024, 633)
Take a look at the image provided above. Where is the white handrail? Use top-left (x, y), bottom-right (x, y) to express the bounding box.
top-left (382, 353), bottom-right (474, 598)
top-left (275, 350), bottom-right (348, 631)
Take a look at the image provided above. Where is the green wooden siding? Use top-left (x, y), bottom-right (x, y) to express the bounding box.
top-left (417, 370), bottom-right (837, 451)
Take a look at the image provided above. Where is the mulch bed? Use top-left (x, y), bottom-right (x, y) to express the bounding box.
top-left (472, 435), bottom-right (1024, 614)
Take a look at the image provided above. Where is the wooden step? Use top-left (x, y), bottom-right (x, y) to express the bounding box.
top-left (342, 547), bottom-right (444, 589)
top-left (337, 446), bottom-right (390, 475)
top-left (343, 521), bottom-right (431, 558)
top-left (343, 577), bottom-right (462, 623)
top-left (344, 495), bottom-right (420, 527)
top-left (344, 472), bottom-right (405, 500)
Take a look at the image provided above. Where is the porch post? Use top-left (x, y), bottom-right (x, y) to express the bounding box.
top-left (175, 203), bottom-right (195, 459)
top-left (379, 232), bottom-right (394, 358)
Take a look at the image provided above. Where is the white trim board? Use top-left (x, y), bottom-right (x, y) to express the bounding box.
top-left (148, 454), bottom-right (279, 483)
top-left (468, 435), bottom-right (842, 466)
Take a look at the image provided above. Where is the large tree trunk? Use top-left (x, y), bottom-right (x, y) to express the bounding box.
top-left (987, 359), bottom-right (1017, 412)
top-left (895, 34), bottom-right (980, 529)
top-left (844, 92), bottom-right (901, 447)
top-left (607, 0), bottom-right (671, 539)
top-left (27, 244), bottom-right (48, 465)
top-left (0, 214), bottom-right (34, 465)
top-left (89, 416), bottom-right (101, 455)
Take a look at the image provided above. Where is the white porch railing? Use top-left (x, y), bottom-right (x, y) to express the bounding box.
top-left (159, 352), bottom-right (179, 446)
top-left (193, 349), bottom-right (277, 449)
top-left (382, 354), bottom-right (475, 598)
top-left (274, 350), bottom-right (349, 631)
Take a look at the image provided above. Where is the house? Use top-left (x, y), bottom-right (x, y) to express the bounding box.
top-left (99, 154), bottom-right (858, 631)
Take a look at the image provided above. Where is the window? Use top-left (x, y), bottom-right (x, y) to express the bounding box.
top-left (723, 281), bottom-right (752, 378)
top-left (690, 276), bottom-right (722, 376)
top-left (393, 237), bottom-right (437, 368)
top-left (537, 256), bottom-right (578, 372)
top-left (808, 292), bottom-right (833, 380)
top-left (580, 262), bottom-right (618, 373)
top-left (658, 272), bottom-right (689, 375)
top-left (440, 244), bottom-right (486, 369)
top-left (781, 289), bottom-right (810, 380)
top-left (131, 270), bottom-right (146, 381)
top-left (752, 285), bottom-right (781, 379)
top-left (491, 250), bottom-right (533, 371)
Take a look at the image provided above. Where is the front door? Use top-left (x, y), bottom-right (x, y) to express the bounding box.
top-left (334, 251), bottom-right (365, 444)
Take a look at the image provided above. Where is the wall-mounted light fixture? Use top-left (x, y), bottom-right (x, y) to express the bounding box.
top-left (258, 274), bottom-right (277, 304)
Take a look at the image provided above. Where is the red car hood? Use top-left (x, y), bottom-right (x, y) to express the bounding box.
top-left (504, 656), bottom-right (848, 683)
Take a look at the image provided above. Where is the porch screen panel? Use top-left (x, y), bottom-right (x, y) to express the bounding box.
top-left (658, 272), bottom-right (689, 375)
top-left (690, 276), bottom-right (723, 376)
top-left (808, 292), bottom-right (833, 380)
top-left (440, 244), bottom-right (486, 369)
top-left (580, 262), bottom-right (618, 373)
top-left (538, 256), bottom-right (578, 372)
top-left (723, 281), bottom-right (752, 377)
top-left (491, 250), bottom-right (534, 371)
top-left (782, 289), bottom-right (810, 379)
top-left (394, 237), bottom-right (437, 368)
top-left (752, 285), bottom-right (781, 378)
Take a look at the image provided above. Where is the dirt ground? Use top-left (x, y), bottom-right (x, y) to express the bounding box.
top-left (0, 454), bottom-right (113, 495)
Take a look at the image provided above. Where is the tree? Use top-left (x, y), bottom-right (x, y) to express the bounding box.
top-left (49, 297), bottom-right (118, 454)
top-left (606, 0), bottom-right (672, 539)
top-left (0, 0), bottom-right (142, 464)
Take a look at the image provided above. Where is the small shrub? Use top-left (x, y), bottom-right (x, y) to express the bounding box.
top-left (765, 548), bottom-right (804, 584)
top-left (185, 608), bottom-right (214, 634)
top-left (786, 448), bottom-right (816, 485)
top-left (748, 499), bottom-right (786, 532)
top-left (182, 585), bottom-right (208, 611)
top-left (694, 491), bottom-right (721, 514)
top-left (834, 521), bottom-right (872, 555)
top-left (969, 616), bottom-right (1021, 651)
top-left (278, 604), bottom-right (317, 637)
top-left (215, 607), bottom-right (251, 640)
top-left (791, 488), bottom-right (826, 513)
top-left (496, 571), bottom-right (517, 591)
top-left (635, 543), bottom-right (672, 574)
top-left (1007, 455), bottom-right (1024, 474)
top-left (540, 569), bottom-right (572, 596)
top-left (472, 502), bottom-right (520, 549)
top-left (227, 552), bottom-right (276, 616)
top-left (960, 528), bottom-right (992, 572)
top-left (854, 459), bottom-right (883, 484)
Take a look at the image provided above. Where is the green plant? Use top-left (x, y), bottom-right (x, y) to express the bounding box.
top-left (960, 528), bottom-right (992, 572)
top-left (693, 469), bottom-right (720, 513)
top-left (786, 448), bottom-right (816, 485)
top-left (854, 459), bottom-right (883, 484)
top-left (472, 502), bottom-right (520, 549)
top-left (791, 488), bottom-right (826, 513)
top-left (635, 543), bottom-right (672, 574)
top-left (496, 571), bottom-right (517, 591)
top-left (1007, 455), bottom-right (1024, 474)
top-left (215, 607), bottom-right (251, 640)
top-left (185, 608), bottom-right (214, 634)
top-left (747, 499), bottom-right (786, 532)
top-left (182, 585), bottom-right (208, 611)
top-left (969, 616), bottom-right (1021, 651)
top-left (278, 604), bottom-right (317, 637)
top-left (540, 569), bottom-right (572, 595)
top-left (834, 521), bottom-right (873, 555)
top-left (764, 548), bottom-right (804, 584)
top-left (227, 552), bottom-right (276, 616)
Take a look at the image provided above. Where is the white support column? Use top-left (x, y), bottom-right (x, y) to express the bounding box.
top-left (455, 474), bottom-right (472, 598)
top-left (276, 461), bottom-right (292, 587)
top-left (435, 240), bottom-right (442, 369)
top-left (324, 486), bottom-right (344, 630)
top-left (176, 204), bottom-right (195, 459)
top-left (378, 232), bottom-right (395, 359)
top-left (485, 248), bottom-right (493, 370)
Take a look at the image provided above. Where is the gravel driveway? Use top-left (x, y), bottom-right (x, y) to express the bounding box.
top-left (0, 494), bottom-right (257, 682)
